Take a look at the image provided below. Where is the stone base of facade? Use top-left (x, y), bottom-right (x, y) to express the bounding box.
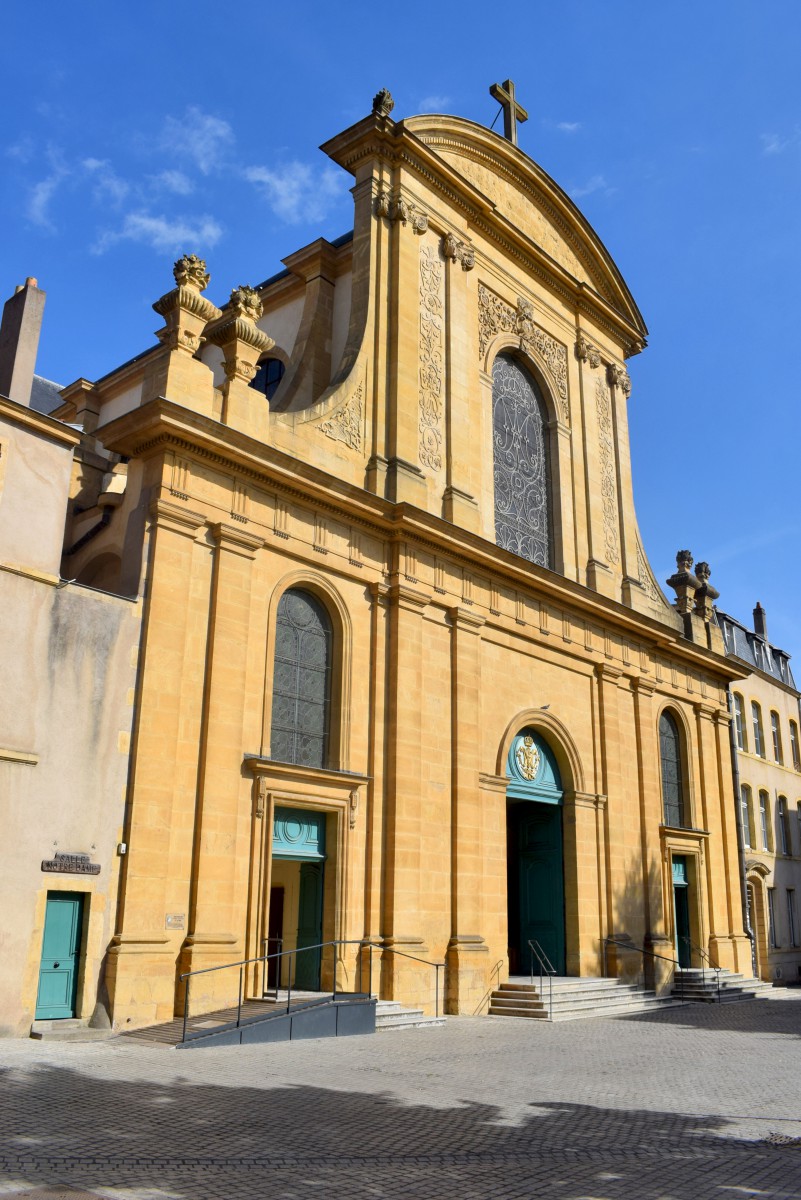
top-left (445, 935), bottom-right (490, 1015)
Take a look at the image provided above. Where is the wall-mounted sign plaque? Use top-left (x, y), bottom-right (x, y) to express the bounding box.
top-left (41, 852), bottom-right (101, 876)
top-left (165, 913), bottom-right (185, 930)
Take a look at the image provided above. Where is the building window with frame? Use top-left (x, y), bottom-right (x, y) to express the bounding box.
top-left (768, 888), bottom-right (779, 948)
top-left (787, 890), bottom-right (799, 948)
top-left (777, 796), bottom-right (790, 856)
top-left (659, 711), bottom-right (687, 828)
top-left (732, 693), bottom-right (747, 752)
top-left (759, 790), bottom-right (771, 852)
top-left (492, 353), bottom-right (551, 569)
top-left (269, 588), bottom-right (333, 769)
top-left (771, 711), bottom-right (783, 764)
top-left (739, 784), bottom-right (753, 849)
top-left (250, 356), bottom-right (286, 402)
top-left (751, 702), bottom-right (765, 758)
top-left (790, 720), bottom-right (801, 771)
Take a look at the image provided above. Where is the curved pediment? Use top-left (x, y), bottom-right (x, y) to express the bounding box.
top-left (403, 115), bottom-right (646, 340)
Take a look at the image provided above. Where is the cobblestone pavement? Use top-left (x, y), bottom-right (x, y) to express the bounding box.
top-left (1, 995), bottom-right (801, 1199)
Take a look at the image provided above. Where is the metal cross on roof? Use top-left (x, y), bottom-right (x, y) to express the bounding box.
top-left (489, 78), bottom-right (528, 147)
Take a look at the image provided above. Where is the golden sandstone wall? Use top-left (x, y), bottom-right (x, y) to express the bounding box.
top-left (49, 105), bottom-right (750, 1029)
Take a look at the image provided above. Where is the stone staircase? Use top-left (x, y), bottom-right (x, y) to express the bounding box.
top-left (30, 1018), bottom-right (113, 1042)
top-left (375, 1000), bottom-right (446, 1031)
top-left (488, 976), bottom-right (684, 1022)
top-left (672, 968), bottom-right (775, 1003)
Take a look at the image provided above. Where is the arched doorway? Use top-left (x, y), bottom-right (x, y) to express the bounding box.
top-left (506, 728), bottom-right (565, 975)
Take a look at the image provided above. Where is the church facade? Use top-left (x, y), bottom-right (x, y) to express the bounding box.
top-left (7, 91), bottom-right (754, 1031)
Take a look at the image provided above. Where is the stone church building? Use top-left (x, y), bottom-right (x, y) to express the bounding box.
top-left (2, 90), bottom-right (754, 1032)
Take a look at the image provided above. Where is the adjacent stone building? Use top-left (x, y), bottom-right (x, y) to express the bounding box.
top-left (2, 91), bottom-right (760, 1033)
top-left (718, 604), bottom-right (801, 983)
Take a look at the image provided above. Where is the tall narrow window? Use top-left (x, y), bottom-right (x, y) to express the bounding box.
top-left (771, 712), bottom-right (783, 764)
top-left (659, 711), bottom-right (687, 828)
top-left (740, 784), bottom-right (752, 849)
top-left (732, 693), bottom-right (747, 752)
top-left (759, 790), bottom-right (771, 851)
top-left (492, 354), bottom-right (551, 568)
top-left (787, 890), bottom-right (799, 948)
top-left (768, 888), bottom-right (779, 948)
top-left (270, 588), bottom-right (332, 769)
top-left (778, 797), bottom-right (790, 855)
top-left (790, 720), bottom-right (800, 770)
top-left (751, 702), bottom-right (765, 758)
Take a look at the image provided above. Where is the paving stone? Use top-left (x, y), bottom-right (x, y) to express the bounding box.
top-left (0, 994), bottom-right (800, 1197)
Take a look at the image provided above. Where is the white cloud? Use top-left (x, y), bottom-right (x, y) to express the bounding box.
top-left (418, 94), bottom-right (451, 112)
top-left (7, 136), bottom-right (35, 163)
top-left (150, 169), bottom-right (194, 195)
top-left (244, 162), bottom-right (345, 224)
top-left (556, 121), bottom-right (581, 134)
top-left (761, 129), bottom-right (800, 155)
top-left (570, 174), bottom-right (616, 200)
top-left (92, 210), bottom-right (223, 255)
top-left (27, 151), bottom-right (70, 230)
top-left (160, 107), bottom-right (234, 175)
top-left (82, 158), bottom-right (129, 206)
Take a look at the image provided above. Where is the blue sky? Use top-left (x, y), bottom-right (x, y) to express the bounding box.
top-left (3, 2), bottom-right (800, 652)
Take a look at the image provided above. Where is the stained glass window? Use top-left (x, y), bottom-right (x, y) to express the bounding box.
top-left (492, 354), bottom-right (551, 567)
top-left (660, 711), bottom-right (686, 828)
top-left (270, 589), bottom-right (332, 768)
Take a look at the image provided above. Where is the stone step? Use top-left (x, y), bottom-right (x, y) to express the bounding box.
top-left (375, 1000), bottom-right (445, 1031)
top-left (31, 1019), bottom-right (113, 1042)
top-left (494, 991), bottom-right (671, 1014)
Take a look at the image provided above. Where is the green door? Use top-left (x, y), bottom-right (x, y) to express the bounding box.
top-left (518, 803), bottom-right (566, 975)
top-left (295, 862), bottom-right (324, 990)
top-left (673, 856), bottom-right (692, 968)
top-left (35, 892), bottom-right (84, 1020)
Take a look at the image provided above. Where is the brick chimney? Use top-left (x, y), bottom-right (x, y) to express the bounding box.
top-left (753, 601), bottom-right (768, 641)
top-left (0, 277), bottom-right (46, 406)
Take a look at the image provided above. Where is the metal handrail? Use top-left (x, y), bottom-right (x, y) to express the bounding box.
top-left (528, 939), bottom-right (557, 1021)
top-left (261, 936), bottom-right (283, 1001)
top-left (362, 941), bottom-right (446, 1018)
top-left (179, 936), bottom-right (446, 1042)
top-left (179, 938), bottom-right (366, 1044)
top-left (680, 937), bottom-right (722, 1003)
top-left (603, 936), bottom-right (686, 1002)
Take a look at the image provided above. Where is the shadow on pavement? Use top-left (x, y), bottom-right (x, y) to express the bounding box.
top-left (616, 993), bottom-right (801, 1037)
top-left (0, 1062), bottom-right (800, 1199)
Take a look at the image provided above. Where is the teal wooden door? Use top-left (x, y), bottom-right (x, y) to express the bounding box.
top-left (518, 804), bottom-right (565, 975)
top-left (673, 857), bottom-right (691, 968)
top-left (35, 892), bottom-right (84, 1019)
top-left (295, 862), bottom-right (324, 990)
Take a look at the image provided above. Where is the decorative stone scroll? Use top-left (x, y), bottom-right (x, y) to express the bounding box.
top-left (636, 537), bottom-right (660, 604)
top-left (152, 253), bottom-right (221, 354)
top-left (478, 285), bottom-right (568, 421)
top-left (442, 232), bottom-right (475, 271)
top-left (595, 376), bottom-right (620, 565)
top-left (375, 190), bottom-right (428, 233)
top-left (606, 362), bottom-right (632, 397)
top-left (575, 335), bottom-right (602, 369)
top-left (318, 383), bottom-right (364, 451)
top-left (419, 243), bottom-right (445, 471)
top-left (205, 286), bottom-right (273, 383)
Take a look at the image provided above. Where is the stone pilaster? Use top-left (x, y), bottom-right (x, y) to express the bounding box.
top-left (106, 499), bottom-right (208, 1029)
top-left (594, 663), bottom-right (626, 974)
top-left (562, 789), bottom-right (605, 976)
top-left (441, 236), bottom-right (479, 532)
top-left (631, 678), bottom-right (672, 990)
top-left (180, 522), bottom-right (264, 1013)
top-left (445, 606), bottom-right (488, 1013)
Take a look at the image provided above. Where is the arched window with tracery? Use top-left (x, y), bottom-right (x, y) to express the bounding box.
top-left (270, 588), bottom-right (332, 768)
top-left (492, 353), bottom-right (551, 568)
top-left (660, 711), bottom-right (687, 828)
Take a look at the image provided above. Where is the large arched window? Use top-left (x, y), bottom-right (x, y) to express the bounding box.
top-left (270, 588), bottom-right (332, 768)
top-left (660, 711), bottom-right (687, 828)
top-left (492, 353), bottom-right (551, 568)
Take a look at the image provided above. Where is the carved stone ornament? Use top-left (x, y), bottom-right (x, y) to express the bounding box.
top-left (173, 254), bottom-right (210, 292)
top-left (515, 734), bottom-right (541, 781)
top-left (478, 285), bottom-right (569, 421)
top-left (374, 190), bottom-right (428, 233)
top-left (442, 232), bottom-right (475, 271)
top-left (606, 362), bottom-right (632, 396)
top-left (372, 88), bottom-right (395, 118)
top-left (229, 285), bottom-right (263, 323)
top-left (595, 377), bottom-right (620, 564)
top-left (318, 382), bottom-right (363, 451)
top-left (575, 335), bottom-right (602, 369)
top-left (419, 243), bottom-right (445, 471)
top-left (693, 561), bottom-right (719, 620)
top-left (666, 549), bottom-right (700, 616)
